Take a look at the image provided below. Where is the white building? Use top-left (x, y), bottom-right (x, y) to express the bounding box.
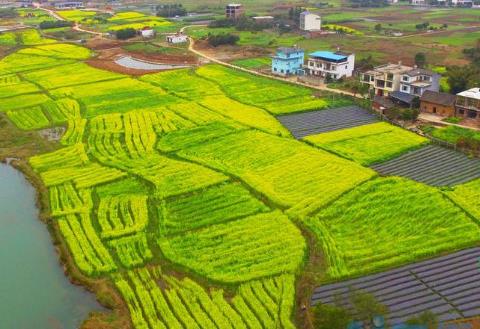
top-left (299, 11), bottom-right (321, 31)
top-left (410, 0), bottom-right (426, 5)
top-left (451, 0), bottom-right (473, 6)
top-left (141, 27), bottom-right (155, 38)
top-left (166, 33), bottom-right (188, 44)
top-left (306, 51), bottom-right (355, 79)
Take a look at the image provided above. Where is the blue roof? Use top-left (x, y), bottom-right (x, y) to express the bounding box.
top-left (309, 51), bottom-right (347, 61)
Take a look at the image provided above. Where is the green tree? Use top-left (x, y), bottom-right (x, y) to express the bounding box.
top-left (350, 289), bottom-right (389, 328)
top-left (414, 52), bottom-right (427, 68)
top-left (374, 23), bottom-right (382, 32)
top-left (406, 311), bottom-right (439, 329)
top-left (115, 28), bottom-right (137, 40)
top-left (446, 65), bottom-right (480, 94)
top-left (313, 303), bottom-right (352, 329)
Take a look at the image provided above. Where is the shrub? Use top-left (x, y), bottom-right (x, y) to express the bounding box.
top-left (39, 20), bottom-right (74, 29)
top-left (115, 28), bottom-right (137, 40)
top-left (207, 33), bottom-right (239, 47)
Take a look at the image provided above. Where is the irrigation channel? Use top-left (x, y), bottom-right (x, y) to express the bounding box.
top-left (0, 163), bottom-right (103, 329)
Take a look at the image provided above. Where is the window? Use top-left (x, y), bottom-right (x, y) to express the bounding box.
top-left (459, 109), bottom-right (465, 115)
top-left (386, 82), bottom-right (393, 88)
top-left (468, 110), bottom-right (477, 118)
top-left (274, 68), bottom-right (277, 72)
top-left (387, 73), bottom-right (394, 81)
top-left (402, 76), bottom-right (409, 82)
top-left (433, 107), bottom-right (437, 113)
top-left (402, 86), bottom-right (408, 92)
top-left (281, 69), bottom-right (284, 73)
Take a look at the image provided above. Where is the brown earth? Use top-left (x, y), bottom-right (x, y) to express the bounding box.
top-left (85, 45), bottom-right (198, 76)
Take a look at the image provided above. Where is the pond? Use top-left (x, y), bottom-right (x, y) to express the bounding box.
top-left (115, 55), bottom-right (191, 70)
top-left (0, 163), bottom-right (103, 329)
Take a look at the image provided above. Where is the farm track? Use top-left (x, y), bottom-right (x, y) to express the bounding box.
top-left (312, 247), bottom-right (480, 325)
top-left (372, 144), bottom-right (480, 186)
top-left (276, 105), bottom-right (379, 139)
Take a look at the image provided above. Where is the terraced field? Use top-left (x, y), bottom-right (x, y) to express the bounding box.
top-left (372, 145), bottom-right (480, 186)
top-left (1, 32), bottom-right (480, 329)
top-left (277, 105), bottom-right (379, 138)
top-left (312, 247), bottom-right (480, 324)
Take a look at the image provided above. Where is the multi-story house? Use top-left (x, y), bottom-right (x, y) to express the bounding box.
top-left (399, 68), bottom-right (440, 97)
top-left (225, 3), bottom-right (244, 19)
top-left (306, 51), bottom-right (354, 80)
top-left (299, 11), bottom-right (321, 31)
top-left (455, 88), bottom-right (480, 123)
top-left (361, 64), bottom-right (439, 97)
top-left (271, 47), bottom-right (305, 76)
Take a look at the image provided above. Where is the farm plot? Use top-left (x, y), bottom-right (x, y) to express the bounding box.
top-left (159, 211), bottom-right (306, 283)
top-left (158, 182), bottom-right (270, 235)
top-left (446, 178), bottom-right (480, 220)
top-left (371, 145), bottom-right (480, 186)
top-left (0, 75), bottom-right (40, 99)
top-left (311, 247), bottom-right (480, 324)
top-left (114, 267), bottom-right (297, 329)
top-left (176, 129), bottom-right (375, 216)
top-left (195, 65), bottom-right (330, 114)
top-left (304, 177), bottom-right (480, 280)
top-left (304, 122), bottom-right (429, 165)
top-left (277, 105), bottom-right (379, 139)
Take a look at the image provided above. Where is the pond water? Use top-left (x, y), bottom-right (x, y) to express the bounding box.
top-left (115, 55), bottom-right (191, 70)
top-left (0, 163), bottom-right (103, 329)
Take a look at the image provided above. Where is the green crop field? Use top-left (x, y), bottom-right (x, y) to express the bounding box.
top-left (305, 122), bottom-right (429, 165)
top-left (304, 177), bottom-right (480, 280)
top-left (2, 36), bottom-right (480, 329)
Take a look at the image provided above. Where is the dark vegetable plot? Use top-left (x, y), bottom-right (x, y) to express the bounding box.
top-left (312, 247), bottom-right (480, 324)
top-left (371, 145), bottom-right (480, 186)
top-left (277, 106), bottom-right (379, 139)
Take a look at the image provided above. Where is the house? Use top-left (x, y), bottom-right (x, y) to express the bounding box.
top-left (166, 33), bottom-right (188, 44)
top-left (420, 90), bottom-right (456, 117)
top-left (306, 50), bottom-right (355, 79)
top-left (410, 0), bottom-right (426, 5)
top-left (225, 3), bottom-right (244, 19)
top-left (271, 47), bottom-right (305, 76)
top-left (53, 1), bottom-right (84, 9)
top-left (451, 0), bottom-right (473, 6)
top-left (140, 26), bottom-right (154, 38)
top-left (361, 63), bottom-right (438, 97)
top-left (455, 88), bottom-right (480, 123)
top-left (399, 68), bottom-right (440, 97)
top-left (299, 11), bottom-right (321, 31)
top-left (252, 16), bottom-right (274, 23)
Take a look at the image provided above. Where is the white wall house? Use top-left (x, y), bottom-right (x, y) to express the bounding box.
top-left (166, 33), bottom-right (188, 44)
top-left (141, 27), bottom-right (155, 38)
top-left (299, 11), bottom-right (321, 31)
top-left (306, 51), bottom-right (355, 79)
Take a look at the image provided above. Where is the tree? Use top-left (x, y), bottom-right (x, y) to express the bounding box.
top-left (446, 65), bottom-right (480, 94)
top-left (39, 20), bottom-right (73, 29)
top-left (115, 28), bottom-right (137, 40)
top-left (207, 33), bottom-right (239, 47)
top-left (350, 289), bottom-right (389, 328)
top-left (406, 311), bottom-right (439, 329)
top-left (374, 23), bottom-right (382, 32)
top-left (414, 52), bottom-right (427, 68)
top-left (313, 303), bottom-right (352, 329)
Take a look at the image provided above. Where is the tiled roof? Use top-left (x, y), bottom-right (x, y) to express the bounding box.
top-left (420, 90), bottom-right (456, 106)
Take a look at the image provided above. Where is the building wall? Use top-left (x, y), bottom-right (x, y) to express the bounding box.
top-left (272, 52), bottom-right (305, 76)
top-left (301, 13), bottom-right (321, 31)
top-left (421, 101), bottom-right (455, 117)
top-left (307, 54), bottom-right (355, 79)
